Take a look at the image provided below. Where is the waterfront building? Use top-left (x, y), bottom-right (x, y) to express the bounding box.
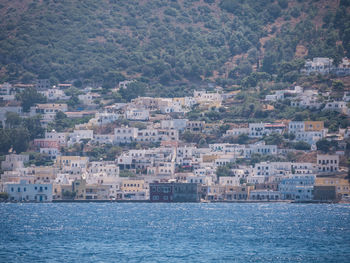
top-left (150, 182), bottom-right (200, 202)
top-left (4, 180), bottom-right (53, 202)
top-left (279, 175), bottom-right (315, 201)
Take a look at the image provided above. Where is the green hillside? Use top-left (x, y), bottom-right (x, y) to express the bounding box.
top-left (0, 0), bottom-right (349, 92)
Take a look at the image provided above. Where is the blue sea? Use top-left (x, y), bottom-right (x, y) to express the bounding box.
top-left (0, 203), bottom-right (349, 262)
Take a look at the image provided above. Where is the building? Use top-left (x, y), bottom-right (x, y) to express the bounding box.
top-left (317, 154), bottom-right (339, 173)
top-left (288, 121), bottom-right (325, 145)
top-left (279, 175), bottom-right (315, 200)
top-left (315, 177), bottom-right (350, 199)
top-left (149, 182), bottom-right (200, 202)
top-left (118, 80), bottom-right (136, 90)
top-left (302, 57), bottom-right (334, 75)
top-left (30, 103), bottom-right (68, 126)
top-left (55, 156), bottom-right (89, 175)
top-left (224, 185), bottom-right (252, 201)
top-left (114, 127), bottom-right (138, 144)
top-left (125, 108), bottom-right (149, 121)
top-left (249, 190), bottom-right (281, 201)
top-left (313, 186), bottom-right (338, 201)
top-left (41, 88), bottom-right (70, 101)
top-left (35, 79), bottom-right (51, 90)
top-left (186, 121), bottom-right (205, 133)
top-left (1, 154), bottom-right (29, 171)
top-left (5, 180), bottom-right (53, 202)
top-left (225, 127), bottom-right (249, 137)
top-left (219, 176), bottom-right (240, 186)
top-left (323, 101), bottom-right (348, 114)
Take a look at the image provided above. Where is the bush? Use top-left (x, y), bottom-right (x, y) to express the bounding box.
top-left (293, 141), bottom-right (311, 150)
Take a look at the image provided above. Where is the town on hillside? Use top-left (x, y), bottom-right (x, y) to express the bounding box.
top-left (0, 57), bottom-right (350, 203)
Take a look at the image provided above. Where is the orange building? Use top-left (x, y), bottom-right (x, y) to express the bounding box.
top-left (304, 121), bottom-right (324, 131)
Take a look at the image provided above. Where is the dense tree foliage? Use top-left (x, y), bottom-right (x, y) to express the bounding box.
top-left (47, 111), bottom-right (93, 132)
top-left (15, 87), bottom-right (46, 112)
top-left (0, 0), bottom-right (349, 91)
top-left (0, 113), bottom-right (44, 154)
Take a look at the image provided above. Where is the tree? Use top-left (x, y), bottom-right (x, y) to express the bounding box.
top-left (237, 134), bottom-right (249, 144)
top-left (22, 116), bottom-right (45, 140)
top-left (278, 0), bottom-right (288, 9)
top-left (264, 133), bottom-right (284, 146)
top-left (120, 170), bottom-right (136, 177)
top-left (316, 139), bottom-right (336, 153)
top-left (0, 129), bottom-right (12, 154)
top-left (16, 87), bottom-right (47, 112)
top-left (159, 71), bottom-right (172, 84)
top-left (332, 80), bottom-right (344, 92)
top-left (216, 165), bottom-right (233, 178)
top-left (106, 146), bottom-right (123, 161)
top-left (119, 81), bottom-right (147, 101)
top-left (28, 152), bottom-right (53, 166)
top-left (293, 141), bottom-right (311, 150)
top-left (11, 128), bottom-right (30, 153)
top-left (5, 112), bottom-right (22, 128)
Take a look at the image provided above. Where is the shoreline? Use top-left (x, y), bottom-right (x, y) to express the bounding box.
top-left (1, 200), bottom-right (348, 204)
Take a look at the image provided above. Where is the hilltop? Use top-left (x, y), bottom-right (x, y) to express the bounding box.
top-left (0, 0), bottom-right (350, 94)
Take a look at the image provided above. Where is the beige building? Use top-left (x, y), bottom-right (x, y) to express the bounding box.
top-left (315, 177), bottom-right (350, 198)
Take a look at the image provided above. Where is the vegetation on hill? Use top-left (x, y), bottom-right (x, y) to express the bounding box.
top-left (0, 0), bottom-right (350, 93)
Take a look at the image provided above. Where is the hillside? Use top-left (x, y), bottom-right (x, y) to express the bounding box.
top-left (0, 0), bottom-right (350, 93)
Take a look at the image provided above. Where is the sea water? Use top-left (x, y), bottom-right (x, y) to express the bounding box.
top-left (0, 203), bottom-right (349, 262)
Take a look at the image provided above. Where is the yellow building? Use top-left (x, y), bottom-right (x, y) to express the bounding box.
top-left (120, 179), bottom-right (145, 192)
top-left (55, 156), bottom-right (89, 174)
top-left (173, 97), bottom-right (185, 105)
top-left (304, 121), bottom-right (324, 131)
top-left (315, 177), bottom-right (350, 198)
top-left (202, 154), bottom-right (219, 163)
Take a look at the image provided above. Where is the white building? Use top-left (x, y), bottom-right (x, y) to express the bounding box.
top-left (5, 180), bottom-right (53, 202)
top-left (45, 131), bottom-right (69, 146)
top-left (245, 142), bottom-right (277, 158)
top-left (118, 80), bottom-right (136, 90)
top-left (219, 176), bottom-right (240, 186)
top-left (125, 108), bottom-right (149, 121)
top-left (78, 92), bottom-right (100, 106)
top-left (323, 101), bottom-right (348, 114)
top-left (41, 88), bottom-right (70, 101)
top-left (114, 127), bottom-right (138, 144)
top-left (0, 82), bottom-right (16, 101)
top-left (302, 57), bottom-right (333, 75)
top-left (254, 162), bottom-right (291, 177)
top-left (40, 147), bottom-right (60, 158)
top-left (91, 111), bottom-right (120, 126)
top-left (56, 156), bottom-right (89, 175)
top-left (93, 134), bottom-right (114, 144)
top-left (279, 175), bottom-right (315, 200)
top-left (160, 119), bottom-right (188, 131)
top-left (187, 175), bottom-right (213, 185)
top-left (1, 154), bottom-right (29, 171)
top-left (68, 129), bottom-right (94, 146)
top-left (88, 161), bottom-right (120, 177)
top-left (317, 154), bottom-right (339, 173)
top-left (225, 127), bottom-right (249, 137)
